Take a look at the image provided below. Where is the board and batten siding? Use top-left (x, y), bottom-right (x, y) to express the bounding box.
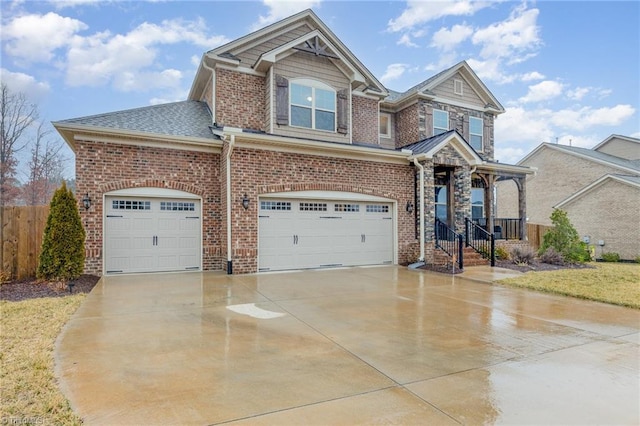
top-left (235, 24), bottom-right (314, 66)
top-left (431, 74), bottom-right (486, 109)
top-left (271, 52), bottom-right (351, 144)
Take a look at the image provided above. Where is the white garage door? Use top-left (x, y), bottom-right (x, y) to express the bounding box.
top-left (105, 196), bottom-right (201, 274)
top-left (258, 198), bottom-right (393, 272)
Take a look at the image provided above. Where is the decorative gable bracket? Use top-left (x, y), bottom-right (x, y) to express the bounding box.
top-left (293, 36), bottom-right (340, 59)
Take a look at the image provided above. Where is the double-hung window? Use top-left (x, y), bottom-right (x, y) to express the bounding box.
top-left (469, 117), bottom-right (483, 151)
top-left (433, 109), bottom-right (448, 136)
top-left (290, 79), bottom-right (335, 131)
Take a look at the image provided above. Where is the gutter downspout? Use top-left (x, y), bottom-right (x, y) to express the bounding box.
top-left (413, 157), bottom-right (425, 262)
top-left (226, 134), bottom-right (235, 274)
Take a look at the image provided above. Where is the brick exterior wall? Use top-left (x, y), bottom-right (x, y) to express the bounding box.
top-left (395, 104), bottom-right (420, 148)
top-left (215, 68), bottom-right (266, 131)
top-left (352, 95), bottom-right (379, 144)
top-left (228, 146), bottom-right (418, 273)
top-left (562, 180), bottom-right (640, 260)
top-left (496, 146), bottom-right (627, 223)
top-left (75, 140), bottom-right (223, 275)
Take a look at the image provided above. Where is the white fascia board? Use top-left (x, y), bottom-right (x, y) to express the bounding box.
top-left (223, 128), bottom-right (410, 164)
top-left (55, 123), bottom-right (223, 153)
top-left (554, 174), bottom-right (640, 208)
top-left (216, 62), bottom-right (265, 77)
top-left (478, 162), bottom-right (537, 175)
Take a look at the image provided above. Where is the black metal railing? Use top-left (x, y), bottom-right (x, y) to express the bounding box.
top-left (435, 218), bottom-right (463, 270)
top-left (472, 218), bottom-right (522, 240)
top-left (465, 218), bottom-right (495, 266)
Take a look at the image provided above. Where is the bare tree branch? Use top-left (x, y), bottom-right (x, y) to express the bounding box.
top-left (23, 121), bottom-right (66, 205)
top-left (1, 83), bottom-right (39, 206)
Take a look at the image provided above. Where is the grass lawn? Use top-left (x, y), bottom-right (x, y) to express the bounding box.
top-left (0, 294), bottom-right (85, 425)
top-left (498, 262), bottom-right (640, 309)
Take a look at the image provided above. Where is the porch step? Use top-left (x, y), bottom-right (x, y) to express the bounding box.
top-left (433, 247), bottom-right (490, 269)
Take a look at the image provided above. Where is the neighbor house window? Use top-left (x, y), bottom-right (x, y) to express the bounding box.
top-left (290, 79), bottom-right (335, 131)
top-left (379, 113), bottom-right (391, 138)
top-left (471, 188), bottom-right (484, 220)
top-left (433, 109), bottom-right (448, 136)
top-left (470, 117), bottom-right (483, 151)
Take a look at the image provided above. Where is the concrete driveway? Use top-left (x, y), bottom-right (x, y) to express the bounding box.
top-left (56, 266), bottom-right (640, 425)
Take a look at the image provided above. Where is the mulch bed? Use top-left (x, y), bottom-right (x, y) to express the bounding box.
top-left (417, 259), bottom-right (594, 275)
top-left (0, 275), bottom-right (101, 302)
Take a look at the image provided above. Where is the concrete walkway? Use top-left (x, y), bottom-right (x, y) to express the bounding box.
top-left (56, 266), bottom-right (640, 425)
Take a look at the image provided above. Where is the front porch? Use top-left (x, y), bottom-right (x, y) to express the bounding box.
top-left (405, 130), bottom-right (535, 270)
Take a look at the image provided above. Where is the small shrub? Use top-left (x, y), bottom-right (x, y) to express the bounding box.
top-left (539, 247), bottom-right (564, 265)
top-left (636, 256), bottom-right (640, 264)
top-left (37, 182), bottom-right (86, 282)
top-left (495, 246), bottom-right (509, 260)
top-left (539, 209), bottom-right (590, 263)
top-left (510, 246), bottom-right (535, 265)
top-left (601, 252), bottom-right (620, 262)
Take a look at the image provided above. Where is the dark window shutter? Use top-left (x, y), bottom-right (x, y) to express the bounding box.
top-left (336, 89), bottom-right (348, 134)
top-left (276, 75), bottom-right (289, 125)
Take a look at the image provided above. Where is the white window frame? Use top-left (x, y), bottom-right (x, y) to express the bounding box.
top-left (454, 79), bottom-right (463, 95)
top-left (379, 113), bottom-right (391, 138)
top-left (433, 109), bottom-right (449, 136)
top-left (289, 78), bottom-right (336, 132)
top-left (469, 116), bottom-right (483, 151)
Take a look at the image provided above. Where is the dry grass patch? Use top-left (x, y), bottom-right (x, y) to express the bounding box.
top-left (498, 262), bottom-right (640, 309)
top-left (1, 295), bottom-right (85, 425)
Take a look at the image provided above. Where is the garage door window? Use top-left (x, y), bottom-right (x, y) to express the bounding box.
top-left (366, 204), bottom-right (389, 213)
top-left (335, 204), bottom-right (359, 212)
top-left (112, 200), bottom-right (151, 210)
top-left (160, 201), bottom-right (195, 211)
top-left (261, 201), bottom-right (292, 211)
top-left (300, 202), bottom-right (327, 211)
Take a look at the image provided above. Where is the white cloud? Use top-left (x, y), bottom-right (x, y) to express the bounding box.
top-left (0, 68), bottom-right (50, 102)
top-left (380, 63), bottom-right (409, 84)
top-left (430, 24), bottom-right (474, 51)
top-left (425, 52), bottom-right (459, 73)
top-left (521, 71), bottom-right (544, 82)
top-left (466, 58), bottom-right (517, 84)
top-left (49, 0), bottom-right (102, 8)
top-left (550, 104), bottom-right (636, 131)
top-left (519, 80), bottom-right (564, 103)
top-left (64, 18), bottom-right (228, 91)
top-left (495, 106), bottom-right (553, 146)
top-left (494, 146), bottom-right (527, 164)
top-left (566, 86), bottom-right (590, 101)
top-left (397, 34), bottom-right (418, 48)
top-left (252, 0), bottom-right (322, 30)
top-left (1, 12), bottom-right (87, 63)
top-left (388, 0), bottom-right (491, 32)
top-left (472, 5), bottom-right (541, 62)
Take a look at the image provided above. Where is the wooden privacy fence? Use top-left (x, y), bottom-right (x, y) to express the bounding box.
top-left (1, 206), bottom-right (50, 281)
top-left (527, 223), bottom-right (553, 250)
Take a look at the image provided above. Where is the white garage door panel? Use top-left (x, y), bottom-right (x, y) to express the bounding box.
top-left (105, 196), bottom-right (201, 274)
top-left (258, 198), bottom-right (393, 272)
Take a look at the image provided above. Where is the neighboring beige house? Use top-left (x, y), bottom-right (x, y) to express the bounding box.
top-left (497, 135), bottom-right (640, 260)
top-left (54, 9), bottom-right (532, 276)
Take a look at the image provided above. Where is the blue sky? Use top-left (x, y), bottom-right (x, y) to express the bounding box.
top-left (2, 0), bottom-right (639, 179)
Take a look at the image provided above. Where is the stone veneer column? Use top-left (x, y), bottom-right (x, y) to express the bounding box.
top-left (453, 165), bottom-right (471, 234)
top-left (422, 159), bottom-right (436, 264)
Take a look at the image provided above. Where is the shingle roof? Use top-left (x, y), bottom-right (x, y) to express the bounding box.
top-left (546, 144), bottom-right (640, 173)
top-left (55, 101), bottom-right (215, 140)
top-left (401, 130), bottom-right (464, 154)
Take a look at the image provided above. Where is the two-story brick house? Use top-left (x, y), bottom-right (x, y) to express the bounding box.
top-left (54, 9), bottom-right (532, 275)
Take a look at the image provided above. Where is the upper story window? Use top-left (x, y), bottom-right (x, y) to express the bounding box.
top-left (290, 79), bottom-right (336, 132)
top-left (469, 117), bottom-right (483, 151)
top-left (433, 109), bottom-right (449, 136)
top-left (379, 113), bottom-right (391, 138)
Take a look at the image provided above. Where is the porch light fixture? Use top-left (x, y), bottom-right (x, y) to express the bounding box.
top-left (241, 194), bottom-right (250, 210)
top-left (406, 201), bottom-right (414, 213)
top-left (82, 193), bottom-right (92, 210)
